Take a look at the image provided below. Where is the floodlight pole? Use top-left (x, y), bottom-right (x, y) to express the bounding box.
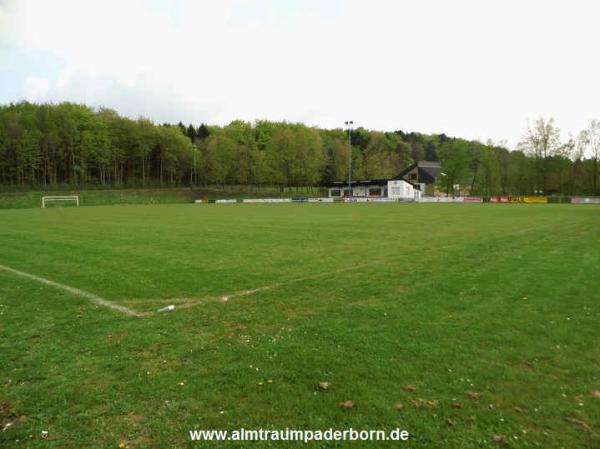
top-left (193, 145), bottom-right (197, 186)
top-left (345, 120), bottom-right (353, 196)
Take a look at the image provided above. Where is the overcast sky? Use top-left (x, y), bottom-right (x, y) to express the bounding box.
top-left (1, 0), bottom-right (599, 147)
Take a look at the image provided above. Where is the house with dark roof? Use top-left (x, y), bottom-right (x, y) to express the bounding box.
top-left (394, 160), bottom-right (441, 196)
top-left (327, 160), bottom-right (441, 199)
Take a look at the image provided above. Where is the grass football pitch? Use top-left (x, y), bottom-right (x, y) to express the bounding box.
top-left (0, 203), bottom-right (598, 448)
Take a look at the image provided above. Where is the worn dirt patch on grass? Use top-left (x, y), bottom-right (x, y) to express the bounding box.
top-left (0, 400), bottom-right (26, 432)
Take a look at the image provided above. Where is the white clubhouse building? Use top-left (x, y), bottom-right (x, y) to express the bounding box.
top-left (327, 161), bottom-right (441, 200)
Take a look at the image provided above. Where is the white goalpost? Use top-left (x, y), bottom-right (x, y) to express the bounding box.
top-left (41, 195), bottom-right (80, 208)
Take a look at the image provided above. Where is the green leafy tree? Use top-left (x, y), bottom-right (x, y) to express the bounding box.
top-left (518, 117), bottom-right (563, 195)
top-left (0, 102), bottom-right (595, 195)
top-left (437, 139), bottom-right (470, 196)
top-left (578, 120), bottom-right (600, 194)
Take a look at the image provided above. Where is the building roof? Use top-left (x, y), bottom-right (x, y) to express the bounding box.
top-left (329, 178), bottom-right (420, 189)
top-left (329, 178), bottom-right (391, 187)
top-left (393, 160), bottom-right (441, 184)
top-left (327, 161), bottom-right (440, 189)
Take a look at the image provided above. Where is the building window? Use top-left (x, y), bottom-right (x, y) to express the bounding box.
top-left (330, 189), bottom-right (341, 197)
top-left (368, 188), bottom-right (381, 196)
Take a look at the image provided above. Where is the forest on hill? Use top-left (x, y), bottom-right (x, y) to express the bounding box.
top-left (0, 101), bottom-right (598, 196)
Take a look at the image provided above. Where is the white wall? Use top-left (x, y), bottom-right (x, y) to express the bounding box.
top-left (352, 185), bottom-right (367, 197)
top-left (387, 180), bottom-right (415, 199)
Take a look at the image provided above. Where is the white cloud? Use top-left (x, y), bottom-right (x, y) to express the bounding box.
top-left (22, 75), bottom-right (49, 100)
top-left (3, 0), bottom-right (600, 147)
top-left (0, 9), bottom-right (8, 41)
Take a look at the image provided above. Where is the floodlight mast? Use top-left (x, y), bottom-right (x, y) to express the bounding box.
top-left (345, 120), bottom-right (353, 196)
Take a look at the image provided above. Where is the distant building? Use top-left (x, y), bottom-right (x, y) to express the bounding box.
top-left (394, 161), bottom-right (441, 196)
top-left (327, 160), bottom-right (441, 199)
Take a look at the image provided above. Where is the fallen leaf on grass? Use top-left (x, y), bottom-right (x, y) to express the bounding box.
top-left (563, 417), bottom-right (593, 433)
top-left (492, 434), bottom-right (509, 445)
top-left (466, 391), bottom-right (481, 400)
top-left (446, 418), bottom-right (455, 426)
top-left (451, 402), bottom-right (462, 409)
top-left (411, 398), bottom-right (426, 408)
top-left (318, 382), bottom-right (330, 391)
top-left (513, 406), bottom-right (526, 414)
top-left (404, 384), bottom-right (417, 392)
top-left (410, 398), bottom-right (439, 408)
top-left (340, 400), bottom-right (356, 409)
top-left (592, 390), bottom-right (600, 399)
top-left (394, 401), bottom-right (404, 410)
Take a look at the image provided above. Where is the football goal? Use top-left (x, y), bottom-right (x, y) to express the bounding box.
top-left (41, 195), bottom-right (80, 208)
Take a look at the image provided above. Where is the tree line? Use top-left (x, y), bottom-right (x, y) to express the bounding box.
top-left (0, 102), bottom-right (598, 196)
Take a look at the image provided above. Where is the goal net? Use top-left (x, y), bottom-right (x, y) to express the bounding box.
top-left (41, 195), bottom-right (80, 208)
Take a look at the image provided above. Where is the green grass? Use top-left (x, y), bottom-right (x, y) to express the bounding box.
top-left (0, 203), bottom-right (598, 448)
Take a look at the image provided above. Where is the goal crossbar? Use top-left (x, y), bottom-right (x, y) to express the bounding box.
top-left (42, 195), bottom-right (80, 208)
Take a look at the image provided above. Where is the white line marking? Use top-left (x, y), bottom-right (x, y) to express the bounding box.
top-left (219, 284), bottom-right (282, 302)
top-left (130, 224), bottom-right (552, 315)
top-left (169, 262), bottom-right (375, 311)
top-left (0, 263), bottom-right (142, 317)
